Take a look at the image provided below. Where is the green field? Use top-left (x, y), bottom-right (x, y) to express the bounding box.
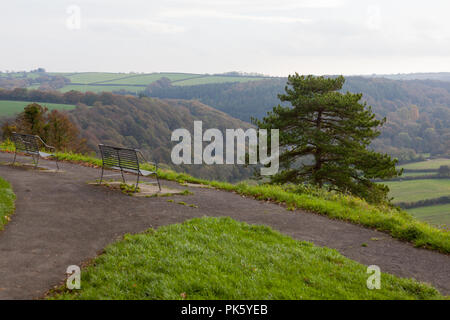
top-left (385, 179), bottom-right (450, 203)
top-left (64, 72), bottom-right (130, 84)
top-left (50, 217), bottom-right (442, 300)
top-left (401, 159), bottom-right (450, 170)
top-left (385, 178), bottom-right (450, 228)
top-left (104, 73), bottom-right (200, 85)
top-left (49, 72), bottom-right (269, 92)
top-left (0, 100), bottom-right (76, 117)
top-left (408, 204), bottom-right (450, 228)
top-left (387, 159), bottom-right (450, 228)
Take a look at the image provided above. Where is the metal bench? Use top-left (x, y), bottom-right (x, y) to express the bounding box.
top-left (98, 144), bottom-right (161, 192)
top-left (11, 132), bottom-right (59, 169)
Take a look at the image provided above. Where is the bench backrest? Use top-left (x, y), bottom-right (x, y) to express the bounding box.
top-left (99, 144), bottom-right (140, 172)
top-left (12, 132), bottom-right (40, 155)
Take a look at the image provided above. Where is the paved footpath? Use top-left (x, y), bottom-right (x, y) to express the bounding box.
top-left (0, 152), bottom-right (449, 299)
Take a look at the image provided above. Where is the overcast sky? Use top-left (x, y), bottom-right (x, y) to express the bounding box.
top-left (1, 0), bottom-right (450, 76)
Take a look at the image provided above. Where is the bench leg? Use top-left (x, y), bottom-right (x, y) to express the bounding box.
top-left (134, 173), bottom-right (140, 193)
top-left (121, 169), bottom-right (125, 183)
top-left (33, 155), bottom-right (39, 169)
top-left (12, 151), bottom-right (17, 166)
top-left (55, 157), bottom-right (59, 171)
top-left (155, 173), bottom-right (161, 191)
top-left (99, 166), bottom-right (104, 185)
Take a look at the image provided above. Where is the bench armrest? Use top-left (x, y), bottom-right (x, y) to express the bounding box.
top-left (35, 135), bottom-right (56, 151)
top-left (136, 150), bottom-right (158, 171)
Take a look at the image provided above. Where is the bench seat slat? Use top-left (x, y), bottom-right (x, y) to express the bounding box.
top-left (39, 151), bottom-right (54, 158)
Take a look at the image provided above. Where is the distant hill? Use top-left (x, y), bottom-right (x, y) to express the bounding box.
top-left (0, 71), bottom-right (272, 93)
top-left (67, 94), bottom-right (254, 182)
top-left (2, 72), bottom-right (450, 163)
top-left (0, 88), bottom-right (254, 182)
top-left (142, 77), bottom-right (450, 162)
top-left (366, 72), bottom-right (450, 82)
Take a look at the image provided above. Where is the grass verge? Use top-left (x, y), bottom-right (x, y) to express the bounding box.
top-left (49, 217), bottom-right (443, 300)
top-left (1, 140), bottom-right (449, 253)
top-left (0, 176), bottom-right (15, 230)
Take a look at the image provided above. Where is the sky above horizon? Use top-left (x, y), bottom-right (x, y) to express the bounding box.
top-left (1, 0), bottom-right (450, 76)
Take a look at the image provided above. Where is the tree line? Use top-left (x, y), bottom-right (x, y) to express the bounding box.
top-left (141, 76), bottom-right (450, 162)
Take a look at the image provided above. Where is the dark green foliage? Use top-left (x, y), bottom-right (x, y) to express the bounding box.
top-left (142, 78), bottom-right (287, 122)
top-left (140, 77), bottom-right (450, 161)
top-left (255, 74), bottom-right (401, 203)
top-left (398, 196), bottom-right (450, 209)
top-left (438, 165), bottom-right (450, 177)
top-left (66, 93), bottom-right (253, 182)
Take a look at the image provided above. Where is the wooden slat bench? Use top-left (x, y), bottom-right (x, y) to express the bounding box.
top-left (98, 144), bottom-right (161, 192)
top-left (11, 132), bottom-right (59, 169)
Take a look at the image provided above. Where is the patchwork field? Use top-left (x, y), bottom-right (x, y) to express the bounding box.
top-left (1, 71), bottom-right (270, 93)
top-left (0, 100), bottom-right (76, 117)
top-left (385, 158), bottom-right (450, 228)
top-left (52, 72), bottom-right (269, 92)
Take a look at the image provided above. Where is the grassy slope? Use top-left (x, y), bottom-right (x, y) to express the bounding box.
top-left (0, 100), bottom-right (76, 117)
top-left (1, 142), bottom-right (449, 253)
top-left (385, 179), bottom-right (450, 203)
top-left (0, 176), bottom-right (15, 230)
top-left (50, 217), bottom-right (443, 300)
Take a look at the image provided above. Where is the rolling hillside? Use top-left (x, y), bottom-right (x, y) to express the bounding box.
top-left (0, 71), bottom-right (271, 93)
top-left (65, 92), bottom-right (254, 182)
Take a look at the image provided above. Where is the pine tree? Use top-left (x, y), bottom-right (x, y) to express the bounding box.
top-left (254, 74), bottom-right (401, 203)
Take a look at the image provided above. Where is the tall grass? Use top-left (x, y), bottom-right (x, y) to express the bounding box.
top-left (0, 176), bottom-right (15, 230)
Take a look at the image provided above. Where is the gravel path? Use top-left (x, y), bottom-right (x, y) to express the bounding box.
top-left (0, 152), bottom-right (449, 299)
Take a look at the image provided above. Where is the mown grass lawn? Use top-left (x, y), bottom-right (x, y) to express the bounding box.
top-left (50, 217), bottom-right (443, 300)
top-left (0, 176), bottom-right (15, 230)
